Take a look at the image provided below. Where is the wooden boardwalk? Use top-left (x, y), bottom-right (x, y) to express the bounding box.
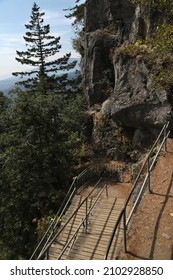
top-left (49, 181), bottom-right (131, 260)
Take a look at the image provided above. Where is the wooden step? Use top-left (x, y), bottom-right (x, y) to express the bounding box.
top-left (49, 183), bottom-right (129, 260)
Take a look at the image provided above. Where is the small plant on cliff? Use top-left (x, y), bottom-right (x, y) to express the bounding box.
top-left (121, 23), bottom-right (173, 91)
top-left (125, 1), bottom-right (173, 91)
top-left (129, 0), bottom-right (173, 15)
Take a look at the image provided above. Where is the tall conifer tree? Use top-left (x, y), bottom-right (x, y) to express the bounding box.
top-left (65, 0), bottom-right (85, 27)
top-left (12, 2), bottom-right (76, 93)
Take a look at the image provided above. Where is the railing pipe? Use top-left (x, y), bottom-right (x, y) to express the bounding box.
top-left (37, 194), bottom-right (89, 259)
top-left (30, 176), bottom-right (77, 260)
top-left (104, 122), bottom-right (170, 260)
top-left (164, 121), bottom-right (169, 151)
top-left (57, 219), bottom-right (84, 260)
top-left (123, 210), bottom-right (127, 253)
top-left (125, 122), bottom-right (168, 209)
top-left (31, 163), bottom-right (125, 260)
top-left (31, 164), bottom-right (110, 259)
top-left (126, 126), bottom-right (170, 227)
top-left (37, 186), bottom-right (77, 259)
top-left (31, 119), bottom-right (169, 261)
top-left (149, 131), bottom-right (170, 172)
top-left (85, 198), bottom-right (88, 234)
top-left (104, 209), bottom-right (124, 260)
top-left (58, 184), bottom-right (108, 259)
top-left (126, 173), bottom-right (149, 226)
top-left (37, 174), bottom-right (107, 259)
top-left (106, 184), bottom-right (108, 197)
top-left (46, 249), bottom-right (49, 260)
top-left (147, 158), bottom-right (151, 193)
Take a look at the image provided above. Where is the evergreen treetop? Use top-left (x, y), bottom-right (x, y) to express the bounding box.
top-left (12, 2), bottom-right (76, 93)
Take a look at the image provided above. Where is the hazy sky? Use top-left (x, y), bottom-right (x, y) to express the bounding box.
top-left (0, 0), bottom-right (81, 79)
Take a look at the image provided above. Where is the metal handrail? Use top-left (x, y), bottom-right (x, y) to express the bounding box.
top-left (126, 129), bottom-right (170, 226)
top-left (126, 122), bottom-right (169, 205)
top-left (57, 183), bottom-right (108, 260)
top-left (30, 177), bottom-right (78, 260)
top-left (104, 121), bottom-right (170, 259)
top-left (125, 122), bottom-right (170, 226)
top-left (30, 164), bottom-right (104, 259)
top-left (57, 167), bottom-right (123, 260)
top-left (104, 209), bottom-right (124, 260)
top-left (36, 169), bottom-right (107, 259)
top-left (30, 162), bottom-right (125, 259)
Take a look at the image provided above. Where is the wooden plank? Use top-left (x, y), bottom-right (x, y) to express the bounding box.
top-left (49, 182), bottom-right (130, 260)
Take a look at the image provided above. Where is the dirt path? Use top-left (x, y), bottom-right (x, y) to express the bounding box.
top-left (119, 138), bottom-right (173, 260)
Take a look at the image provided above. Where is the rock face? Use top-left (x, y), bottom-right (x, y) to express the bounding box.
top-left (81, 0), bottom-right (172, 156)
top-left (111, 53), bottom-right (171, 129)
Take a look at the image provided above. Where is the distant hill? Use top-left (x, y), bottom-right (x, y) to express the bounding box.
top-left (0, 76), bottom-right (19, 94)
top-left (0, 58), bottom-right (80, 94)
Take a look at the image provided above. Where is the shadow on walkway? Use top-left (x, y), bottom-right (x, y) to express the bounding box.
top-left (149, 173), bottom-right (173, 259)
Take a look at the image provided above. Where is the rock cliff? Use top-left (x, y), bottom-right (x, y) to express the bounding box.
top-left (80, 0), bottom-right (173, 159)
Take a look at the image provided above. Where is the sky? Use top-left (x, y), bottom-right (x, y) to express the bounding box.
top-left (0, 0), bottom-right (81, 80)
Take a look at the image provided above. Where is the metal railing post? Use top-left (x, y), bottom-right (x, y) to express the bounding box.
top-left (106, 184), bottom-right (108, 197)
top-left (164, 125), bottom-right (167, 152)
top-left (147, 158), bottom-right (151, 193)
top-left (85, 198), bottom-right (88, 233)
top-left (46, 248), bottom-right (49, 260)
top-left (123, 210), bottom-right (127, 253)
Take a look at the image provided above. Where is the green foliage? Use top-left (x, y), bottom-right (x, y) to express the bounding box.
top-left (146, 25), bottom-right (173, 89)
top-left (0, 86), bottom-right (86, 259)
top-left (129, 0), bottom-right (173, 15)
top-left (64, 0), bottom-right (85, 27)
top-left (0, 91), bottom-right (8, 112)
top-left (12, 3), bottom-right (76, 93)
top-left (122, 23), bottom-right (173, 90)
top-left (64, 1), bottom-right (85, 54)
top-left (0, 2), bottom-right (86, 260)
top-left (0, 240), bottom-right (16, 260)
